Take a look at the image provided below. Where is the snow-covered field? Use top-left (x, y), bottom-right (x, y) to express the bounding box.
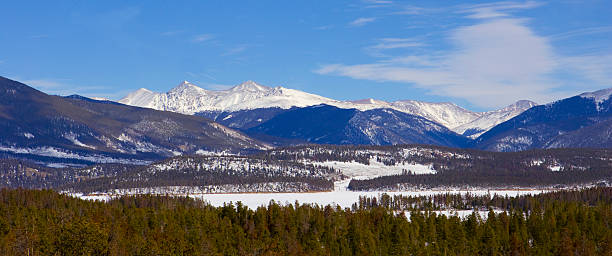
top-left (77, 178), bottom-right (547, 210)
top-left (78, 188), bottom-right (545, 210)
top-left (75, 156), bottom-right (550, 211)
top-left (188, 188), bottom-right (543, 209)
top-left (313, 159), bottom-right (436, 180)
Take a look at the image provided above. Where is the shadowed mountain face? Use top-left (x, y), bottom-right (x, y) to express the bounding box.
top-left (0, 76), bottom-right (266, 166)
top-left (244, 105), bottom-right (470, 147)
top-left (474, 90), bottom-right (612, 151)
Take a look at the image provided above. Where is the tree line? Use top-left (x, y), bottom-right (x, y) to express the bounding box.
top-left (0, 187), bottom-right (610, 255)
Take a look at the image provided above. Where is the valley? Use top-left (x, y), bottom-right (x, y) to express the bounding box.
top-left (1, 76), bottom-right (611, 206)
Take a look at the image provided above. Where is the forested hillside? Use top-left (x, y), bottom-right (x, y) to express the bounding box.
top-left (3, 144), bottom-right (611, 193)
top-left (0, 188), bottom-right (610, 255)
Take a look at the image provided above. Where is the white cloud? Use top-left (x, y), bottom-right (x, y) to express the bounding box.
top-left (350, 17), bottom-right (377, 27)
top-left (316, 18), bottom-right (584, 108)
top-left (192, 34), bottom-right (214, 42)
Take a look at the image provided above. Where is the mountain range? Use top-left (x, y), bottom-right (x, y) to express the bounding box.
top-left (119, 81), bottom-right (537, 138)
top-left (2, 75), bottom-right (612, 168)
top-left (118, 80), bottom-right (612, 152)
top-left (475, 88), bottom-right (612, 151)
top-left (0, 76), bottom-right (267, 166)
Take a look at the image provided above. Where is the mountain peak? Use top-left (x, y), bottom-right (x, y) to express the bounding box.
top-left (500, 100), bottom-right (538, 112)
top-left (118, 87), bottom-right (158, 105)
top-left (135, 88), bottom-right (152, 93)
top-left (169, 81), bottom-right (205, 94)
top-left (230, 81), bottom-right (269, 92)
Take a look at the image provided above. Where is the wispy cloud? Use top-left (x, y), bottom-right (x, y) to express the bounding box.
top-left (23, 79), bottom-right (67, 89)
top-left (96, 6), bottom-right (141, 29)
top-left (186, 71), bottom-right (218, 82)
top-left (161, 30), bottom-right (184, 36)
top-left (363, 0), bottom-right (392, 4)
top-left (364, 38), bottom-right (426, 57)
top-left (362, 0), bottom-right (393, 8)
top-left (20, 78), bottom-right (129, 100)
top-left (316, 2), bottom-right (611, 109)
top-left (459, 1), bottom-right (542, 19)
top-left (192, 34), bottom-right (214, 42)
top-left (314, 25), bottom-right (334, 30)
top-left (222, 45), bottom-right (247, 56)
top-left (559, 54), bottom-right (612, 87)
top-left (370, 38), bottom-right (424, 49)
top-left (204, 83), bottom-right (234, 90)
top-left (550, 26), bottom-right (612, 41)
top-left (393, 5), bottom-right (429, 15)
top-left (349, 17), bottom-right (377, 27)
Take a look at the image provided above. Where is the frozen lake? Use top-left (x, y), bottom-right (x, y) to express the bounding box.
top-left (189, 181), bottom-right (547, 209)
top-left (79, 179), bottom-right (550, 210)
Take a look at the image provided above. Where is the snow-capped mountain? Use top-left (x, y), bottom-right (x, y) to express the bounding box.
top-left (344, 99), bottom-right (482, 131)
top-left (119, 81), bottom-right (339, 114)
top-left (118, 80), bottom-right (537, 137)
top-left (0, 76), bottom-right (267, 166)
top-left (475, 87), bottom-right (612, 151)
top-left (453, 100), bottom-right (539, 138)
top-left (244, 104), bottom-right (470, 147)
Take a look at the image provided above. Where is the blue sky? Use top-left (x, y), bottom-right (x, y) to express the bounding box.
top-left (1, 0), bottom-right (611, 111)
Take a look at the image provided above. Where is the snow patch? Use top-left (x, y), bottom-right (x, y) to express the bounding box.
top-left (313, 158), bottom-right (436, 180)
top-left (64, 133), bottom-right (96, 149)
top-left (0, 145), bottom-right (151, 164)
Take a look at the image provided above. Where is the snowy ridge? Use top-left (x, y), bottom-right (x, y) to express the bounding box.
top-left (454, 100), bottom-right (538, 138)
top-left (118, 81), bottom-right (538, 136)
top-left (119, 81), bottom-right (340, 114)
top-left (580, 87), bottom-right (612, 104)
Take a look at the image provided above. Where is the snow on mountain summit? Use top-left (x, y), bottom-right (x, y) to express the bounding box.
top-left (229, 80), bottom-right (269, 92)
top-left (118, 81), bottom-right (339, 114)
top-left (118, 88), bottom-right (157, 107)
top-left (580, 87), bottom-right (612, 104)
top-left (453, 100), bottom-right (538, 138)
top-left (118, 80), bottom-right (538, 136)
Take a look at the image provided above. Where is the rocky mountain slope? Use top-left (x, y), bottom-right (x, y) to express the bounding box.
top-left (0, 76), bottom-right (267, 166)
top-left (474, 88), bottom-right (612, 151)
top-left (245, 105), bottom-right (470, 147)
